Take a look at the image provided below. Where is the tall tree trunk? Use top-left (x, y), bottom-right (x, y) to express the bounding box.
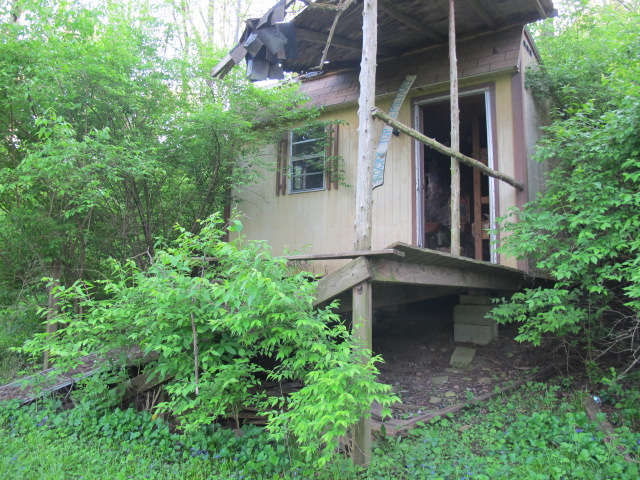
top-left (234, 0), bottom-right (243, 44)
top-left (449, 0), bottom-right (461, 256)
top-left (354, 0), bottom-right (378, 252)
top-left (207, 0), bottom-right (215, 44)
top-left (43, 259), bottom-right (62, 370)
top-left (353, 0), bottom-right (377, 467)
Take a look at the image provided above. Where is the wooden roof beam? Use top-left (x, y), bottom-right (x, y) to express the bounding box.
top-left (464, 0), bottom-right (496, 29)
top-left (295, 27), bottom-right (398, 57)
top-left (378, 0), bottom-right (445, 44)
top-left (532, 0), bottom-right (547, 17)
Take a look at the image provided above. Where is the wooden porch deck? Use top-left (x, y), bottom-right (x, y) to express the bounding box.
top-left (304, 242), bottom-right (537, 311)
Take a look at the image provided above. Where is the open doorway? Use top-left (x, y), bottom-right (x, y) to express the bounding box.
top-left (417, 92), bottom-right (494, 262)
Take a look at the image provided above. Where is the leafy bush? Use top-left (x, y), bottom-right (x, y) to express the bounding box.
top-left (19, 216), bottom-right (397, 466)
top-left (490, 3), bottom-right (640, 377)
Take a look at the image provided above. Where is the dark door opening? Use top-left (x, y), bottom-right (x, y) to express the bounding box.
top-left (421, 93), bottom-right (491, 261)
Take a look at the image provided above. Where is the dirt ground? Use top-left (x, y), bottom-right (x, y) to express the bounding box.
top-left (373, 296), bottom-right (556, 413)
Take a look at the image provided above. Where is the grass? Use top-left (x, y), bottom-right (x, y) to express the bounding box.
top-left (1, 381), bottom-right (638, 479)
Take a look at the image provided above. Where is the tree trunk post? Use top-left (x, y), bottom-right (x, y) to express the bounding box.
top-left (449, 0), bottom-right (461, 256)
top-left (352, 279), bottom-right (373, 466)
top-left (353, 0), bottom-right (377, 466)
top-left (354, 0), bottom-right (378, 252)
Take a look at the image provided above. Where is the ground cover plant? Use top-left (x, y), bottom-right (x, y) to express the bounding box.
top-left (1, 381), bottom-right (638, 479)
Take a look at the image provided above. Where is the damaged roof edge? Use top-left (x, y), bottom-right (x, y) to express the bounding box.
top-left (211, 0), bottom-right (555, 82)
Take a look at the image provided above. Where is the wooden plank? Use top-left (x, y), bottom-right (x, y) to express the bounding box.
top-left (372, 74), bottom-right (417, 189)
top-left (449, 0), bottom-right (461, 257)
top-left (370, 258), bottom-right (522, 291)
top-left (329, 285), bottom-right (462, 312)
top-left (371, 107), bottom-right (525, 191)
top-left (583, 396), bottom-right (634, 462)
top-left (352, 280), bottom-right (373, 466)
top-left (295, 28), bottom-right (398, 57)
top-left (464, 0), bottom-right (496, 29)
top-left (378, 0), bottom-right (445, 43)
top-left (376, 368), bottom-right (554, 436)
top-left (284, 248), bottom-right (405, 262)
top-left (314, 256), bottom-right (373, 305)
top-left (116, 372), bottom-right (173, 402)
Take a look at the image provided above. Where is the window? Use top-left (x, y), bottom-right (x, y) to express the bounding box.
top-left (289, 126), bottom-right (326, 193)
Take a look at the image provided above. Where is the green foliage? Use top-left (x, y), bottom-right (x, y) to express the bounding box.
top-left (527, 1), bottom-right (639, 116)
top-left (0, 0), bottom-right (314, 351)
top-left (0, 299), bottom-right (44, 383)
top-left (0, 398), bottom-right (355, 479)
top-left (19, 216), bottom-right (398, 466)
top-left (490, 2), bottom-right (640, 376)
top-left (369, 382), bottom-right (639, 479)
top-left (3, 382), bottom-right (638, 479)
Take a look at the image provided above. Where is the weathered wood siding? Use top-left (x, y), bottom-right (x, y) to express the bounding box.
top-left (232, 27), bottom-right (536, 275)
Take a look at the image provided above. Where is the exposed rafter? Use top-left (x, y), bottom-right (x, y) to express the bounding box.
top-left (464, 0), bottom-right (496, 29)
top-left (295, 27), bottom-right (398, 57)
top-left (378, 0), bottom-right (445, 43)
top-left (532, 0), bottom-right (547, 17)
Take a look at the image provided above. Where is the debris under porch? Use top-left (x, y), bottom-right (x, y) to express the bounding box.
top-left (288, 242), bottom-right (549, 436)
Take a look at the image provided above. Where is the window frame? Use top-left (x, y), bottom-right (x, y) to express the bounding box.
top-left (288, 127), bottom-right (327, 194)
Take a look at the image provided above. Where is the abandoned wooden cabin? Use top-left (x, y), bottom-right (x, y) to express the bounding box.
top-left (213, 0), bottom-right (555, 463)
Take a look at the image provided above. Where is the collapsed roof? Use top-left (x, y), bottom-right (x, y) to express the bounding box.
top-left (212, 0), bottom-right (555, 81)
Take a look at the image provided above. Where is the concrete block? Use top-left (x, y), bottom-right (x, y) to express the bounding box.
top-left (454, 324), bottom-right (496, 346)
top-left (459, 295), bottom-right (493, 306)
top-left (450, 346), bottom-right (476, 367)
top-left (453, 305), bottom-right (494, 325)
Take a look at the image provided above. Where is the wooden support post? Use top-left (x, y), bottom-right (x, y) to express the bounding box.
top-left (449, 0), bottom-right (460, 257)
top-left (472, 114), bottom-right (482, 260)
top-left (352, 279), bottom-right (373, 466)
top-left (354, 0), bottom-right (378, 251)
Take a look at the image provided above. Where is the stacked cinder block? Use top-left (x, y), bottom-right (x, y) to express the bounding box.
top-left (453, 295), bottom-right (497, 345)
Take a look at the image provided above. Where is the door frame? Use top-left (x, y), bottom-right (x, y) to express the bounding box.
top-left (413, 87), bottom-right (498, 263)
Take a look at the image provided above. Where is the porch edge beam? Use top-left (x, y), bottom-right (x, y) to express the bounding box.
top-left (370, 258), bottom-right (523, 291)
top-left (371, 107), bottom-right (525, 191)
top-left (284, 248), bottom-right (405, 261)
top-left (314, 256), bottom-right (373, 306)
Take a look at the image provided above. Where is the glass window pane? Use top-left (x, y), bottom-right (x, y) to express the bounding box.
top-left (292, 142), bottom-right (322, 158)
top-left (304, 172), bottom-right (324, 190)
top-left (292, 126), bottom-right (324, 143)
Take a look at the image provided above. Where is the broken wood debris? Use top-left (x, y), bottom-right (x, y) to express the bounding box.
top-left (211, 0), bottom-right (298, 81)
top-left (373, 367), bottom-right (555, 437)
top-left (583, 395), bottom-right (636, 463)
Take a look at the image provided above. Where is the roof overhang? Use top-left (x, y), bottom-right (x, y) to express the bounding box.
top-left (212, 0), bottom-right (555, 80)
